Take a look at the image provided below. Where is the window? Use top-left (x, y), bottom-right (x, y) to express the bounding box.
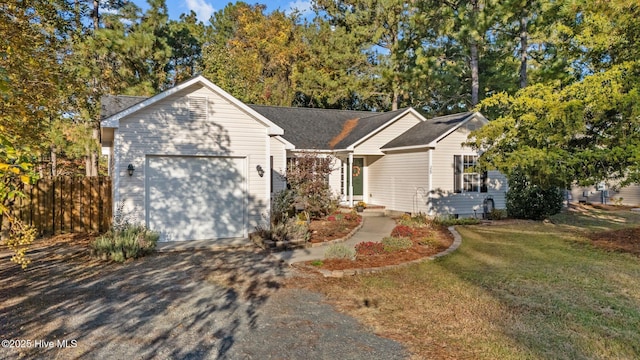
top-left (454, 155), bottom-right (488, 193)
top-left (286, 156), bottom-right (330, 185)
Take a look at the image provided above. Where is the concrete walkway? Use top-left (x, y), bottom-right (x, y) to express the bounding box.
top-left (270, 215), bottom-right (396, 265)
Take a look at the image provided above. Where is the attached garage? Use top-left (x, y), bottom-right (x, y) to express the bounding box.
top-left (100, 76), bottom-right (285, 243)
top-left (146, 156), bottom-right (247, 242)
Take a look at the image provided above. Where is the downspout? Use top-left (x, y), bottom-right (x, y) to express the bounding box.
top-left (428, 148), bottom-right (433, 216)
top-left (348, 152), bottom-right (354, 207)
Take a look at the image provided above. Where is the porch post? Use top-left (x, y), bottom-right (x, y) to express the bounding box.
top-left (428, 149), bottom-right (433, 215)
top-left (348, 152), bottom-right (354, 207)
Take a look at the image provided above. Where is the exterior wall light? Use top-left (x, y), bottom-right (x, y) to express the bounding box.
top-left (127, 164), bottom-right (135, 176)
top-left (256, 165), bottom-right (265, 177)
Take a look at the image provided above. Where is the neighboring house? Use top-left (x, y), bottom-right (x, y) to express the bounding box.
top-left (100, 76), bottom-right (507, 242)
top-left (570, 183), bottom-right (640, 206)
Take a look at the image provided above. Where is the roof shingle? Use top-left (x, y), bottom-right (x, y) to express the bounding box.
top-left (381, 112), bottom-right (474, 149)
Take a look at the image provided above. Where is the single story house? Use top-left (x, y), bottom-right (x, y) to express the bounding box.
top-left (100, 76), bottom-right (507, 242)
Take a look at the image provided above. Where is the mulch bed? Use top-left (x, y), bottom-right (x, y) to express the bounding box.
top-left (309, 215), bottom-right (362, 243)
top-left (587, 227), bottom-right (640, 256)
top-left (315, 225), bottom-right (454, 271)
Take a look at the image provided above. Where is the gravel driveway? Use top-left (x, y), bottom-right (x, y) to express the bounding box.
top-left (0, 246), bottom-right (407, 359)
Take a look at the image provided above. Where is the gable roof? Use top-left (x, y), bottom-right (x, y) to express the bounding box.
top-left (100, 75), bottom-right (284, 135)
top-left (100, 95), bottom-right (148, 119)
top-left (381, 112), bottom-right (482, 150)
top-left (248, 105), bottom-right (413, 150)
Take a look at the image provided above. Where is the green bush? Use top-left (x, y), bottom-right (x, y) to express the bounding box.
top-left (324, 243), bottom-right (356, 260)
top-left (417, 235), bottom-right (438, 247)
top-left (487, 208), bottom-right (508, 220)
top-left (381, 236), bottom-right (413, 253)
top-left (433, 216), bottom-right (480, 227)
top-left (91, 225), bottom-right (159, 263)
top-left (506, 171), bottom-right (563, 220)
top-left (271, 189), bottom-right (296, 225)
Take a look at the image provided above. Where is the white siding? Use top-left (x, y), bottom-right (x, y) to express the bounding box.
top-left (430, 171), bottom-right (508, 217)
top-left (571, 183), bottom-right (640, 206)
top-left (429, 124), bottom-right (508, 216)
top-left (328, 157), bottom-right (342, 197)
top-left (431, 126), bottom-right (478, 191)
top-left (367, 150), bottom-right (430, 213)
top-left (270, 137), bottom-right (287, 194)
top-left (113, 83), bottom-right (270, 236)
top-left (353, 112), bottom-right (422, 155)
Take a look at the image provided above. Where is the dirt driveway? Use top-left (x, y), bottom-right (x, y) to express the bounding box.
top-left (0, 241), bottom-right (407, 359)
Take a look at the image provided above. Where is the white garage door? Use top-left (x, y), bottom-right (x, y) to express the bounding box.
top-left (146, 156), bottom-right (246, 242)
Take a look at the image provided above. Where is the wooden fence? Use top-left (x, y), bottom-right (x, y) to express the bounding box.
top-left (3, 176), bottom-right (112, 235)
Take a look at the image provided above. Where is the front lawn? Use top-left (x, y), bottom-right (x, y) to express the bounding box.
top-left (294, 205), bottom-right (640, 359)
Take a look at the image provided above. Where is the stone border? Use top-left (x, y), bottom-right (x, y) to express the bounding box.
top-left (302, 225), bottom-right (463, 278)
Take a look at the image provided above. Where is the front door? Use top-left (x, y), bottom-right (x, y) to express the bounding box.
top-left (351, 158), bottom-right (364, 196)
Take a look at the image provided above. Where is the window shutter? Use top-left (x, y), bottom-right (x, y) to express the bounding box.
top-left (454, 155), bottom-right (462, 193)
top-left (481, 171), bottom-right (488, 193)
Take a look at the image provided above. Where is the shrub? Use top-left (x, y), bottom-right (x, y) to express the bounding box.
top-left (391, 225), bottom-right (414, 238)
top-left (506, 171), bottom-right (563, 220)
top-left (324, 243), bottom-right (356, 260)
top-left (418, 235), bottom-right (438, 247)
top-left (397, 213), bottom-right (431, 227)
top-left (251, 218), bottom-right (310, 247)
top-left (381, 236), bottom-right (413, 253)
top-left (433, 216), bottom-right (480, 227)
top-left (355, 241), bottom-right (385, 256)
top-left (286, 152), bottom-right (338, 219)
top-left (487, 208), bottom-right (508, 220)
top-left (91, 225), bottom-right (159, 263)
top-left (272, 189), bottom-right (296, 225)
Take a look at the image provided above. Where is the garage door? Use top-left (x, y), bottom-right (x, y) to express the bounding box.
top-left (146, 156), bottom-right (246, 241)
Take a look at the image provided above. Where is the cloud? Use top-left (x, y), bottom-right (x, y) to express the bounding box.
top-left (185, 0), bottom-right (215, 22)
top-left (286, 0), bottom-right (314, 16)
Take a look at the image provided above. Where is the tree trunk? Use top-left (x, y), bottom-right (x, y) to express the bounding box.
top-left (92, 0), bottom-right (99, 30)
top-left (470, 41), bottom-right (479, 106)
top-left (392, 88), bottom-right (399, 110)
top-left (51, 145), bottom-right (57, 177)
top-left (519, 15), bottom-right (528, 88)
top-left (470, 0), bottom-right (480, 107)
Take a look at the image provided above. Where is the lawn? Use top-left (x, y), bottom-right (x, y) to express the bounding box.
top-left (294, 205), bottom-right (640, 359)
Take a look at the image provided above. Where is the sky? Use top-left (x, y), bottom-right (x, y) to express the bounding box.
top-left (133, 0), bottom-right (314, 23)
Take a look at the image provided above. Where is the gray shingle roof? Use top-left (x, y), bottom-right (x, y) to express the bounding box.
top-left (249, 105), bottom-right (410, 150)
top-left (381, 112), bottom-right (474, 149)
top-left (100, 95), bottom-right (147, 119)
top-left (101, 94), bottom-right (473, 151)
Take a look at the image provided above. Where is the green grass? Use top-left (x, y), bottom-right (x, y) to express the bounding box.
top-left (308, 207), bottom-right (640, 359)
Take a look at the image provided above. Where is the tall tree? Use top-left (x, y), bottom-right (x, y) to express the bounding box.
top-left (467, 61), bottom-right (640, 189)
top-left (201, 3), bottom-right (304, 106)
top-left (166, 11), bottom-right (206, 87)
top-left (314, 0), bottom-right (425, 110)
top-left (293, 17), bottom-right (380, 110)
top-left (1, 0), bottom-right (75, 266)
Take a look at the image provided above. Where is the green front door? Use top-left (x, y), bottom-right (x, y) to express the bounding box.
top-left (351, 158), bottom-right (364, 196)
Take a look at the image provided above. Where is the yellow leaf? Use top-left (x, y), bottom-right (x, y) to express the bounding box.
top-left (20, 175), bottom-right (30, 184)
top-left (9, 167), bottom-right (20, 174)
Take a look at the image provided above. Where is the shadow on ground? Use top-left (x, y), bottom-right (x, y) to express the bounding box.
top-left (0, 241), bottom-right (407, 360)
top-left (0, 245), bottom-right (286, 359)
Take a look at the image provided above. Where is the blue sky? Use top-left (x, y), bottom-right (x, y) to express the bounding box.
top-left (133, 0), bottom-right (314, 23)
